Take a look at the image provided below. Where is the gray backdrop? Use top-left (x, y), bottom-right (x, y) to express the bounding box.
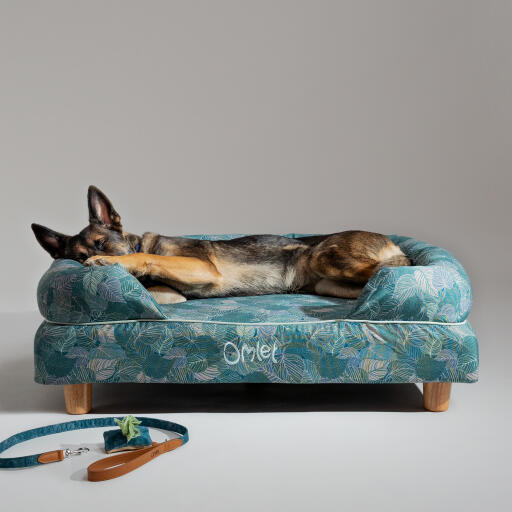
top-left (0, 0), bottom-right (510, 313)
top-left (0, 3), bottom-right (510, 511)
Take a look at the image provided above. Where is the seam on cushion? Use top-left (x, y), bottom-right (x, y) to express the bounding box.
top-left (42, 317), bottom-right (468, 327)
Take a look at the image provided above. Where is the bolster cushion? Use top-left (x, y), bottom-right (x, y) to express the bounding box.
top-left (350, 235), bottom-right (472, 323)
top-left (37, 235), bottom-right (472, 324)
top-left (37, 259), bottom-right (165, 323)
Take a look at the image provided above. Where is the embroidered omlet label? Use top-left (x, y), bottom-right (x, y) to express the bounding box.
top-left (223, 341), bottom-right (278, 365)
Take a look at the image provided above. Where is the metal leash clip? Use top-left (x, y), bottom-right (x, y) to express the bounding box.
top-left (63, 447), bottom-right (90, 458)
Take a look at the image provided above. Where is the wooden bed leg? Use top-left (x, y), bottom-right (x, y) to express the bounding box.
top-left (64, 384), bottom-right (92, 414)
top-left (423, 382), bottom-right (451, 412)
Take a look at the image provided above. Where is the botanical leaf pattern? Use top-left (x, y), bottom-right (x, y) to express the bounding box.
top-left (34, 317), bottom-right (479, 385)
top-left (38, 260), bottom-right (164, 322)
top-left (34, 234), bottom-right (479, 385)
top-left (350, 235), bottom-right (472, 322)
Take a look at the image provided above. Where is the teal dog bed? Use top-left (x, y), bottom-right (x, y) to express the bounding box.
top-left (34, 234), bottom-right (478, 413)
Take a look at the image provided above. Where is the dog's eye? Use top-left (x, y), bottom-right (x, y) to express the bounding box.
top-left (94, 239), bottom-right (105, 250)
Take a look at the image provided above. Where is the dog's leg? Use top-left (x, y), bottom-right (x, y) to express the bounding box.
top-left (84, 253), bottom-right (221, 287)
top-left (147, 285), bottom-right (187, 304)
top-left (314, 279), bottom-right (364, 299)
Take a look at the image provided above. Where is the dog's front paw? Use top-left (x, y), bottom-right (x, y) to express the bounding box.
top-left (84, 255), bottom-right (116, 267)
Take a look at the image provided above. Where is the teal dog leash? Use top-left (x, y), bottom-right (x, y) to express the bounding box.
top-left (0, 417), bottom-right (189, 481)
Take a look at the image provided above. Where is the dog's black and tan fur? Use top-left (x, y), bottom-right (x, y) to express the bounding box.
top-left (32, 186), bottom-right (411, 304)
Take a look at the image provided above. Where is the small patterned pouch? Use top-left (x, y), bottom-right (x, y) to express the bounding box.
top-left (103, 416), bottom-right (153, 454)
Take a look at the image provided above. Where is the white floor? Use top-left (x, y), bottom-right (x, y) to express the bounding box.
top-left (0, 310), bottom-right (508, 512)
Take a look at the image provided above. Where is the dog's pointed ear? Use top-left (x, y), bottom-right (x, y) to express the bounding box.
top-left (31, 223), bottom-right (69, 259)
top-left (87, 186), bottom-right (122, 231)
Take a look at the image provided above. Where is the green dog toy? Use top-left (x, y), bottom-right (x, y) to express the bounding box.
top-left (104, 415), bottom-right (153, 453)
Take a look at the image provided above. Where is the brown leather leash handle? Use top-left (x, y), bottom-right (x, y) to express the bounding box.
top-left (88, 439), bottom-right (183, 482)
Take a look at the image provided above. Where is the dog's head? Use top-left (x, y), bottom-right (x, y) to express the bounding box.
top-left (32, 186), bottom-right (138, 263)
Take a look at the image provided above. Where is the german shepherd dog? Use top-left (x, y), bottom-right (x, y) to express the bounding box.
top-left (32, 186), bottom-right (411, 304)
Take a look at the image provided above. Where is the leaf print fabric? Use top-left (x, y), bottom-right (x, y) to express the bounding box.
top-left (34, 234), bottom-right (479, 385)
top-left (34, 318), bottom-right (478, 384)
top-left (38, 259), bottom-right (165, 323)
top-left (350, 235), bottom-right (472, 322)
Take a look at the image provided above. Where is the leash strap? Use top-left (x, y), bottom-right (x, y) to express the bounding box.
top-left (0, 417), bottom-right (188, 481)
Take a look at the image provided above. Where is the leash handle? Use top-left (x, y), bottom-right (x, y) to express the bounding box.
top-left (87, 439), bottom-right (183, 481)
